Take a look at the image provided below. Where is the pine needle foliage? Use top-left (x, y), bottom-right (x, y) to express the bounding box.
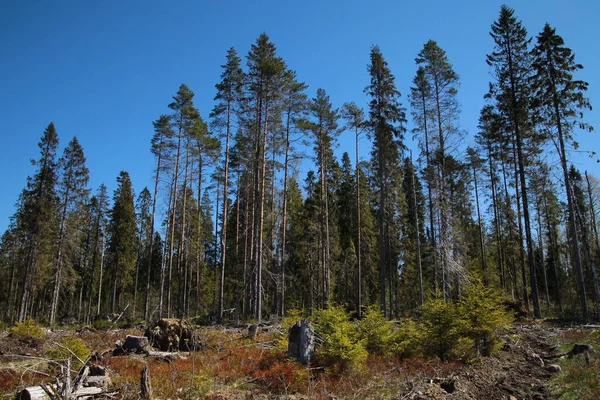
top-left (311, 305), bottom-right (367, 370)
top-left (457, 280), bottom-right (514, 356)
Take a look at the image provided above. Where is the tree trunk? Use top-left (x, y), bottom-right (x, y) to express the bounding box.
top-left (506, 46), bottom-right (541, 318)
top-left (218, 102), bottom-right (231, 321)
top-left (355, 125), bottom-right (363, 316)
top-left (550, 66), bottom-right (588, 321)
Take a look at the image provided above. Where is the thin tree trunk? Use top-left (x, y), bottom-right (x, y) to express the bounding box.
top-left (550, 67), bottom-right (587, 321)
top-left (280, 116), bottom-right (291, 317)
top-left (96, 230), bottom-right (105, 315)
top-left (411, 155), bottom-right (424, 306)
top-left (488, 144), bottom-right (506, 290)
top-left (218, 102), bottom-right (232, 321)
top-left (511, 141), bottom-right (529, 308)
top-left (144, 150), bottom-right (162, 321)
top-left (50, 188), bottom-right (71, 325)
top-left (506, 46), bottom-right (541, 318)
top-left (472, 158), bottom-right (487, 283)
top-left (166, 125), bottom-right (183, 318)
top-left (355, 125), bottom-right (363, 316)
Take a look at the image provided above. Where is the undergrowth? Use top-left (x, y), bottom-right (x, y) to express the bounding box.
top-left (551, 328), bottom-right (600, 400)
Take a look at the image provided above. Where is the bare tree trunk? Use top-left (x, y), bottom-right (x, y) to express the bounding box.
top-left (255, 99), bottom-right (268, 321)
top-left (96, 230), bottom-right (105, 315)
top-left (355, 125), bottom-right (363, 316)
top-left (487, 144), bottom-right (506, 290)
top-left (507, 48), bottom-right (541, 318)
top-left (536, 200), bottom-right (551, 311)
top-left (50, 189), bottom-right (71, 325)
top-left (280, 120), bottom-right (291, 317)
top-left (218, 103), bottom-right (232, 321)
top-left (144, 151), bottom-right (162, 321)
top-left (410, 155), bottom-right (424, 306)
top-left (177, 144), bottom-right (190, 317)
top-left (166, 130), bottom-right (182, 318)
top-left (553, 86), bottom-right (588, 321)
top-left (511, 141), bottom-right (529, 308)
top-left (472, 157), bottom-right (487, 283)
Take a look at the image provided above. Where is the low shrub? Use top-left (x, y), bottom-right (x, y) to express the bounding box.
top-left (357, 305), bottom-right (396, 356)
top-left (46, 335), bottom-right (91, 369)
top-left (420, 295), bottom-right (459, 361)
top-left (393, 317), bottom-right (422, 358)
top-left (457, 280), bottom-right (514, 356)
top-left (11, 317), bottom-right (45, 339)
top-left (312, 305), bottom-right (367, 370)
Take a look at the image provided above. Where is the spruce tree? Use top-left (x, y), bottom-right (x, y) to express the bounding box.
top-left (306, 88), bottom-right (339, 308)
top-left (17, 123), bottom-right (59, 321)
top-left (364, 45), bottom-right (406, 315)
top-left (50, 136), bottom-right (90, 325)
top-left (487, 5), bottom-right (541, 318)
top-left (531, 23), bottom-right (594, 321)
top-left (106, 171), bottom-right (137, 314)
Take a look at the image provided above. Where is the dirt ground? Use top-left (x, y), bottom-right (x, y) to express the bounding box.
top-left (404, 322), bottom-right (565, 400)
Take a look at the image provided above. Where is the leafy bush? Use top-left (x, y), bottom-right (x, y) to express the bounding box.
top-left (46, 335), bottom-right (91, 369)
top-left (312, 305), bottom-right (367, 370)
top-left (11, 317), bottom-right (45, 339)
top-left (357, 305), bottom-right (396, 356)
top-left (457, 280), bottom-right (513, 356)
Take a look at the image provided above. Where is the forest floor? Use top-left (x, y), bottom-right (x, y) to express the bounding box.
top-left (0, 320), bottom-right (598, 399)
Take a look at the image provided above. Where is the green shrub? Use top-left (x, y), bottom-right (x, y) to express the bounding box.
top-left (312, 305), bottom-right (367, 370)
top-left (393, 317), bottom-right (423, 358)
top-left (46, 335), bottom-right (91, 369)
top-left (92, 319), bottom-right (111, 330)
top-left (11, 317), bottom-right (45, 339)
top-left (357, 305), bottom-right (396, 356)
top-left (420, 296), bottom-right (459, 361)
top-left (457, 280), bottom-right (514, 356)
top-left (282, 308), bottom-right (304, 331)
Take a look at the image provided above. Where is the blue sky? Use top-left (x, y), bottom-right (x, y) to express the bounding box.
top-left (1, 0), bottom-right (598, 233)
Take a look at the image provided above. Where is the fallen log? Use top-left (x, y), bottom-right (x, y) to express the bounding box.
top-left (17, 386), bottom-right (104, 400)
top-left (147, 350), bottom-right (188, 362)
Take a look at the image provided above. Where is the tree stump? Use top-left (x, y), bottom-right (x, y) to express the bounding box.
top-left (140, 363), bottom-right (152, 400)
top-left (248, 324), bottom-right (258, 341)
top-left (287, 320), bottom-right (315, 365)
top-left (124, 335), bottom-right (150, 354)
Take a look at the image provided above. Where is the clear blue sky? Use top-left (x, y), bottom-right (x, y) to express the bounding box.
top-left (1, 0), bottom-right (598, 233)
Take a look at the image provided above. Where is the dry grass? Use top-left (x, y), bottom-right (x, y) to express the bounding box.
top-left (0, 324), bottom-right (467, 399)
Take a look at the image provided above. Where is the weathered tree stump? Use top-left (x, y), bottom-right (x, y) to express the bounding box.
top-left (287, 320), bottom-right (315, 365)
top-left (248, 324), bottom-right (258, 341)
top-left (124, 335), bottom-right (150, 354)
top-left (16, 387), bottom-right (50, 400)
top-left (568, 343), bottom-right (593, 356)
top-left (140, 363), bottom-right (152, 400)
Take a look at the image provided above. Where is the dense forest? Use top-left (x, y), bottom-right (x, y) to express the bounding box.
top-left (1, 5), bottom-right (597, 325)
